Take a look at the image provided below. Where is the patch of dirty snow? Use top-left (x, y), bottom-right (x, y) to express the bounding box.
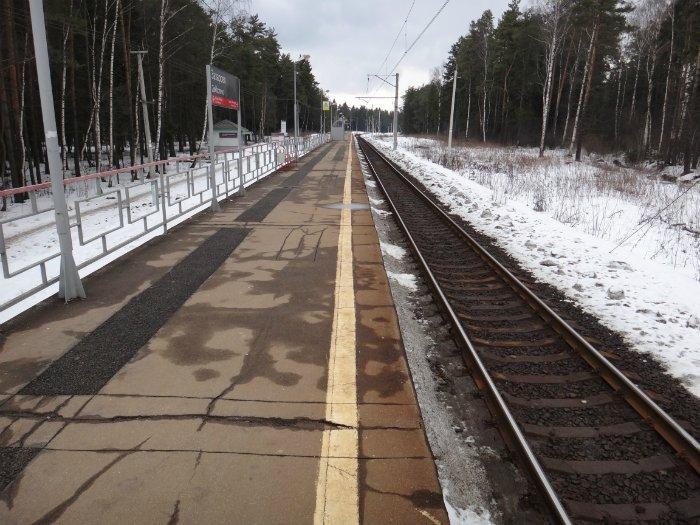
top-left (386, 271), bottom-right (418, 291)
top-left (443, 494), bottom-right (494, 525)
top-left (371, 207), bottom-right (392, 217)
top-left (379, 242), bottom-right (407, 260)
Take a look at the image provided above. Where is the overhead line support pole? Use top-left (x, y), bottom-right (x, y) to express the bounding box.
top-left (29, 0), bottom-right (85, 302)
top-left (448, 69), bottom-right (458, 152)
top-left (133, 51), bottom-right (154, 181)
top-left (293, 61), bottom-right (299, 159)
top-left (393, 73), bottom-right (399, 150)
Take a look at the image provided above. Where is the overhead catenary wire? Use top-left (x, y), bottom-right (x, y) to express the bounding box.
top-left (374, 0), bottom-right (415, 78)
top-left (365, 0), bottom-right (451, 106)
top-left (388, 0), bottom-right (450, 76)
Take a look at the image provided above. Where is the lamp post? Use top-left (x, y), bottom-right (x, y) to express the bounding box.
top-left (293, 54), bottom-right (310, 158)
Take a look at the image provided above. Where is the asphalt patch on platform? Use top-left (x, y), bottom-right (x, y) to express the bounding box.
top-left (19, 227), bottom-right (250, 396)
top-left (235, 144), bottom-right (331, 223)
top-left (0, 447), bottom-right (39, 491)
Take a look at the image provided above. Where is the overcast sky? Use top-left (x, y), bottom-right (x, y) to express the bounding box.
top-left (250, 0), bottom-right (510, 111)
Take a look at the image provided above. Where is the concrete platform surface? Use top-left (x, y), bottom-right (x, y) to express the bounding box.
top-left (0, 138), bottom-right (448, 524)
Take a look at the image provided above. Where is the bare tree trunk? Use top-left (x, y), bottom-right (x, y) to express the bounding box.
top-left (614, 65), bottom-right (622, 144)
top-left (60, 6), bottom-right (70, 174)
top-left (482, 33), bottom-right (489, 143)
top-left (681, 50), bottom-right (699, 174)
top-left (68, 9), bottom-right (81, 177)
top-left (539, 1), bottom-right (565, 157)
top-left (465, 79), bottom-right (471, 140)
top-left (1, 0), bottom-right (25, 197)
top-left (642, 53), bottom-right (657, 153)
top-left (94, 0), bottom-right (112, 176)
top-left (575, 37), bottom-right (597, 162)
top-left (569, 24), bottom-right (597, 155)
top-left (118, 1), bottom-right (135, 169)
top-left (629, 55), bottom-right (641, 123)
top-left (156, 0), bottom-right (168, 159)
top-left (19, 35), bottom-right (32, 185)
top-left (108, 0), bottom-right (120, 177)
top-left (561, 36), bottom-right (581, 146)
top-left (552, 42), bottom-right (571, 141)
top-left (657, 4), bottom-right (674, 152)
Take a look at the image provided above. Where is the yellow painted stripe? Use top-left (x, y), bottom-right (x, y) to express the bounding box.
top-left (314, 138), bottom-right (359, 524)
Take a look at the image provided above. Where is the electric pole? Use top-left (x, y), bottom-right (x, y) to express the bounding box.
top-left (29, 0), bottom-right (85, 302)
top-left (293, 60), bottom-right (298, 156)
top-left (448, 69), bottom-right (458, 152)
top-left (132, 51), bottom-right (154, 179)
top-left (393, 73), bottom-right (399, 150)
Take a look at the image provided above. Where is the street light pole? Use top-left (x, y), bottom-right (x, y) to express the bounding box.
top-left (28, 0), bottom-right (85, 302)
top-left (293, 60), bottom-right (298, 158)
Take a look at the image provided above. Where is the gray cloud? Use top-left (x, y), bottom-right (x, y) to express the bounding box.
top-left (251, 0), bottom-right (510, 110)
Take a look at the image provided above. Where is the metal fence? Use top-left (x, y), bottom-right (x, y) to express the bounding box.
top-left (0, 134), bottom-right (329, 315)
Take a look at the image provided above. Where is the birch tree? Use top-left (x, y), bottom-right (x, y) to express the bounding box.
top-left (569, 23), bottom-right (598, 155)
top-left (657, 2), bottom-right (674, 151)
top-left (536, 0), bottom-right (569, 157)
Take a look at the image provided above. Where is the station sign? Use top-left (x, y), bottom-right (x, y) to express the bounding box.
top-left (323, 100), bottom-right (330, 111)
top-left (210, 66), bottom-right (240, 110)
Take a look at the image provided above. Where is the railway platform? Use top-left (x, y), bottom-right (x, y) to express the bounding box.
top-left (0, 138), bottom-right (448, 524)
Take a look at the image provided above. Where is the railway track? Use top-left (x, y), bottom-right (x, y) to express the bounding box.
top-left (357, 136), bottom-right (700, 524)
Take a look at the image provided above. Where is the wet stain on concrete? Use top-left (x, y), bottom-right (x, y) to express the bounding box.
top-left (0, 358), bottom-right (52, 394)
top-left (162, 345), bottom-right (236, 368)
top-left (193, 369), bottom-right (220, 382)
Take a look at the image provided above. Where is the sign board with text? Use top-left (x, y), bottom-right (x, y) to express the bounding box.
top-left (323, 101), bottom-right (330, 111)
top-left (210, 66), bottom-right (240, 110)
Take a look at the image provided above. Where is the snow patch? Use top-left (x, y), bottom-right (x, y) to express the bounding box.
top-left (386, 271), bottom-right (418, 291)
top-left (380, 242), bottom-right (407, 260)
top-left (443, 495), bottom-right (493, 525)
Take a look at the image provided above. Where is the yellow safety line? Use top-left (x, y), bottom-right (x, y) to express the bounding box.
top-left (313, 138), bottom-right (359, 524)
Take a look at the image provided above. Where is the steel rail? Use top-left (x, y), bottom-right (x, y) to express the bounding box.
top-left (357, 137), bottom-right (572, 524)
top-left (358, 136), bottom-right (700, 522)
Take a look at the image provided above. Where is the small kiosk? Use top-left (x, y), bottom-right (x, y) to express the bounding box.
top-left (331, 117), bottom-right (346, 141)
top-left (212, 119), bottom-right (253, 149)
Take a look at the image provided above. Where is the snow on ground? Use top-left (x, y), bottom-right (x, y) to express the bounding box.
top-left (379, 241), bottom-right (407, 260)
top-left (368, 135), bottom-right (700, 397)
top-left (386, 270), bottom-right (419, 292)
top-left (443, 493), bottom-right (493, 525)
top-left (395, 136), bottom-right (700, 280)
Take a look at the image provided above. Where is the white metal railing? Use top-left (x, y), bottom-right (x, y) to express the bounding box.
top-left (0, 133), bottom-right (330, 315)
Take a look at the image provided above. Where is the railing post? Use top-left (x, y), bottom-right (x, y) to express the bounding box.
top-left (159, 169), bottom-right (168, 234)
top-left (29, 0), bottom-right (85, 302)
top-left (237, 147), bottom-right (245, 196)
